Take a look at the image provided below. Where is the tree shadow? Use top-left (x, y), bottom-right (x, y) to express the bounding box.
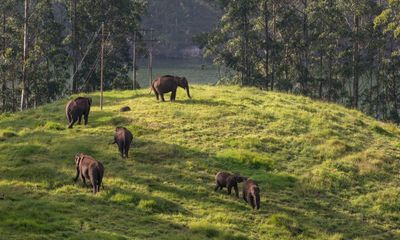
top-left (174, 98), bottom-right (236, 107)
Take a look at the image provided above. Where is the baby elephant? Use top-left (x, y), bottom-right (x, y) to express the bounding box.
top-left (214, 172), bottom-right (247, 198)
top-left (242, 179), bottom-right (260, 210)
top-left (112, 127), bottom-right (133, 158)
top-left (74, 153), bottom-right (104, 194)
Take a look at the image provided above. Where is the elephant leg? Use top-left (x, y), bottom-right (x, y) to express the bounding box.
top-left (118, 144), bottom-right (124, 158)
top-left (234, 185), bottom-right (239, 198)
top-left (170, 91), bottom-right (176, 102)
top-left (227, 185), bottom-right (232, 195)
top-left (78, 114), bottom-right (82, 125)
top-left (91, 179), bottom-right (97, 194)
top-left (160, 93), bottom-right (165, 102)
top-left (84, 113), bottom-right (89, 125)
top-left (68, 115), bottom-right (78, 129)
top-left (67, 112), bottom-right (72, 124)
top-left (81, 174), bottom-right (87, 186)
top-left (125, 145), bottom-right (130, 158)
top-left (155, 92), bottom-right (159, 101)
top-left (74, 168), bottom-right (80, 182)
top-left (249, 196), bottom-right (255, 209)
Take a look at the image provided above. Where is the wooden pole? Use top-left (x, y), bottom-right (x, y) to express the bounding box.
top-left (100, 22), bottom-right (104, 110)
top-left (133, 31), bottom-right (137, 90)
top-left (148, 29), bottom-right (153, 87)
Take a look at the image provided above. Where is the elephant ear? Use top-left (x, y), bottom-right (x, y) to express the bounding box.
top-left (87, 98), bottom-right (92, 106)
top-left (75, 153), bottom-right (84, 166)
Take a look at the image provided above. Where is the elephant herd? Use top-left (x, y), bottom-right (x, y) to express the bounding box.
top-left (65, 75), bottom-right (260, 210)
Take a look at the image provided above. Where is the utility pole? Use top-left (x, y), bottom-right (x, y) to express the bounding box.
top-left (100, 22), bottom-right (104, 110)
top-left (71, 0), bottom-right (77, 92)
top-left (21, 0), bottom-right (29, 111)
top-left (132, 31), bottom-right (137, 90)
top-left (148, 29), bottom-right (154, 87)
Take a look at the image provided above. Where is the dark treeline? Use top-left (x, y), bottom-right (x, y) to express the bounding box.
top-left (0, 0), bottom-right (146, 112)
top-left (143, 0), bottom-right (219, 58)
top-left (198, 0), bottom-right (400, 123)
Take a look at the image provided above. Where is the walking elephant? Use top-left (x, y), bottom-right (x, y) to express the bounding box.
top-left (151, 75), bottom-right (191, 102)
top-left (65, 97), bottom-right (92, 129)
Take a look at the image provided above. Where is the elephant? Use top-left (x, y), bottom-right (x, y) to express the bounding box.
top-left (151, 75), bottom-right (191, 102)
top-left (65, 97), bottom-right (92, 129)
top-left (242, 179), bottom-right (260, 210)
top-left (74, 153), bottom-right (104, 194)
top-left (120, 106), bottom-right (131, 112)
top-left (214, 172), bottom-right (247, 198)
top-left (112, 126), bottom-right (133, 158)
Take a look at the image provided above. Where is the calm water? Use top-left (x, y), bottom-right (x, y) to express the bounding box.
top-left (130, 58), bottom-right (219, 87)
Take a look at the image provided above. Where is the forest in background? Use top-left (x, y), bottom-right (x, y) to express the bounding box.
top-left (197, 0), bottom-right (400, 123)
top-left (2, 0), bottom-right (400, 124)
top-left (143, 0), bottom-right (219, 58)
top-left (0, 0), bottom-right (219, 113)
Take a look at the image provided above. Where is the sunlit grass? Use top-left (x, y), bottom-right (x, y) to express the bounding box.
top-left (0, 85), bottom-right (399, 239)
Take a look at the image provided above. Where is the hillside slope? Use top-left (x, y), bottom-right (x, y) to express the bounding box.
top-left (0, 86), bottom-right (399, 240)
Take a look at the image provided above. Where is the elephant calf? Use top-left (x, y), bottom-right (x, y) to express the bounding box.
top-left (214, 172), bottom-right (247, 198)
top-left (242, 179), bottom-right (260, 210)
top-left (74, 153), bottom-right (104, 194)
top-left (151, 75), bottom-right (191, 102)
top-left (112, 127), bottom-right (133, 158)
top-left (65, 97), bottom-right (92, 129)
top-left (120, 106), bottom-right (131, 112)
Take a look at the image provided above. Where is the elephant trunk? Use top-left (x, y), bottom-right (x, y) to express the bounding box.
top-left (186, 85), bottom-right (191, 99)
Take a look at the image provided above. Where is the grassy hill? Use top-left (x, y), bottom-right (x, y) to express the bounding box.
top-left (0, 85), bottom-right (399, 240)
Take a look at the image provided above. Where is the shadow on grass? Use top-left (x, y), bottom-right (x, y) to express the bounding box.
top-left (174, 98), bottom-right (234, 107)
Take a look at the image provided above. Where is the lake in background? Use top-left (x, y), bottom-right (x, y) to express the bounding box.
top-left (130, 58), bottom-right (219, 88)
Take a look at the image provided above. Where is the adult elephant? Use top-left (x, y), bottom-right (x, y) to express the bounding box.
top-left (151, 75), bottom-right (191, 102)
top-left (65, 97), bottom-right (92, 129)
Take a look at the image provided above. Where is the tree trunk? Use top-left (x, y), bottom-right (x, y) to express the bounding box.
top-left (264, 0), bottom-right (269, 89)
top-left (46, 58), bottom-right (51, 103)
top-left (352, 9), bottom-right (359, 108)
top-left (2, 12), bottom-right (6, 112)
top-left (302, 0), bottom-right (309, 93)
top-left (21, 0), bottom-right (29, 111)
top-left (72, 0), bottom-right (77, 92)
top-left (319, 53), bottom-right (323, 98)
top-left (271, 1), bottom-right (276, 91)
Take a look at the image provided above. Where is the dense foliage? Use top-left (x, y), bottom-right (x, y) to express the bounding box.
top-left (200, 0), bottom-right (400, 123)
top-left (0, 0), bottom-right (146, 112)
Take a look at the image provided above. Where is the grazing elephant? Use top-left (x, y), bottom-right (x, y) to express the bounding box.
top-left (242, 179), bottom-right (260, 210)
top-left (214, 172), bottom-right (247, 198)
top-left (65, 97), bottom-right (92, 129)
top-left (74, 153), bottom-right (104, 194)
top-left (112, 127), bottom-right (133, 158)
top-left (151, 75), bottom-right (191, 102)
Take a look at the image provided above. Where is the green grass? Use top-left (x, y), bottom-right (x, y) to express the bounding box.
top-left (0, 85), bottom-right (400, 239)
